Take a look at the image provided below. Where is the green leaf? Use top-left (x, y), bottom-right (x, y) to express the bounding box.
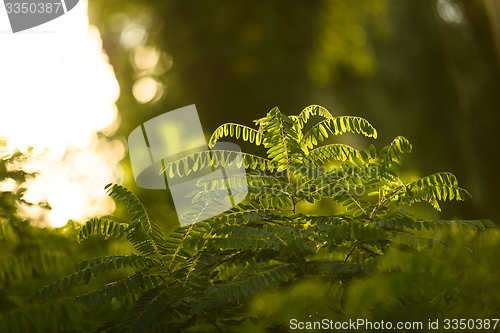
top-left (369, 144), bottom-right (377, 158)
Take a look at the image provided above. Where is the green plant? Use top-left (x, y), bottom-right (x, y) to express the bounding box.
top-left (0, 144), bottom-right (69, 308)
top-left (0, 141), bottom-right (130, 333)
top-left (24, 106), bottom-right (492, 332)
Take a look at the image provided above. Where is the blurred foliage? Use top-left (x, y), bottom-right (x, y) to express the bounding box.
top-left (0, 142), bottom-right (136, 331)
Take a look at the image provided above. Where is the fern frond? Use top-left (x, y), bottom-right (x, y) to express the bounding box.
top-left (194, 172), bottom-right (288, 205)
top-left (246, 188), bottom-right (294, 208)
top-left (389, 231), bottom-right (450, 252)
top-left (308, 143), bottom-right (361, 163)
top-left (262, 107), bottom-right (305, 172)
top-left (301, 214), bottom-right (350, 225)
top-left (302, 116), bottom-right (377, 149)
top-left (71, 272), bottom-right (166, 308)
top-left (105, 184), bottom-right (168, 257)
top-left (334, 191), bottom-right (373, 217)
top-left (215, 225), bottom-right (285, 245)
top-left (197, 172), bottom-right (288, 191)
top-left (160, 150), bottom-right (275, 178)
top-left (418, 219), bottom-right (494, 231)
top-left (25, 254), bottom-right (157, 303)
top-left (157, 223), bottom-right (213, 274)
top-left (23, 106), bottom-right (489, 331)
top-left (181, 249), bottom-right (216, 285)
top-left (209, 123), bottom-right (263, 148)
top-left (293, 105), bottom-right (334, 129)
top-left (115, 287), bottom-right (170, 333)
top-left (400, 172), bottom-right (469, 211)
top-left (0, 301), bottom-right (92, 333)
top-left (202, 235), bottom-right (283, 252)
top-left (378, 136), bottom-right (412, 181)
top-left (77, 218), bottom-right (130, 243)
top-left (0, 251), bottom-right (70, 284)
top-left (293, 164), bottom-right (367, 204)
top-left (376, 218), bottom-right (494, 232)
top-left (204, 264), bottom-right (295, 306)
top-left (179, 201), bottom-right (218, 227)
top-left (212, 203), bottom-right (282, 223)
top-left (308, 222), bottom-right (388, 243)
top-left (310, 258), bottom-right (378, 277)
top-left (77, 254), bottom-right (157, 271)
top-left (165, 224), bottom-right (197, 270)
top-left (185, 176), bottom-right (294, 213)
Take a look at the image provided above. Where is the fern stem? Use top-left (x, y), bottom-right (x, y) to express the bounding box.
top-left (276, 115), bottom-right (293, 185)
top-left (154, 253), bottom-right (224, 333)
top-left (155, 253), bottom-right (187, 292)
top-left (370, 184), bottom-right (406, 218)
top-left (347, 193), bottom-right (368, 215)
top-left (325, 280), bottom-right (336, 300)
top-left (325, 243), bottom-right (357, 300)
top-left (343, 243), bottom-right (357, 264)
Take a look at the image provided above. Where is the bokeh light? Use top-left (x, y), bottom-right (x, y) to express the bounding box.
top-left (0, 1), bottom-right (125, 227)
top-left (120, 22), bottom-right (147, 50)
top-left (134, 45), bottom-right (160, 70)
top-left (132, 76), bottom-right (161, 103)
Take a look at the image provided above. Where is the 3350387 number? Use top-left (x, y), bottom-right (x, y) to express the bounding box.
top-left (5, 2), bottom-right (62, 14)
top-left (444, 319), bottom-right (499, 330)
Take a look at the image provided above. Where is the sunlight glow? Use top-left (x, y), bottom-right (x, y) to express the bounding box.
top-left (120, 22), bottom-right (147, 50)
top-left (0, 1), bottom-right (124, 227)
top-left (437, 0), bottom-right (464, 26)
top-left (134, 46), bottom-right (160, 70)
top-left (132, 76), bottom-right (160, 104)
